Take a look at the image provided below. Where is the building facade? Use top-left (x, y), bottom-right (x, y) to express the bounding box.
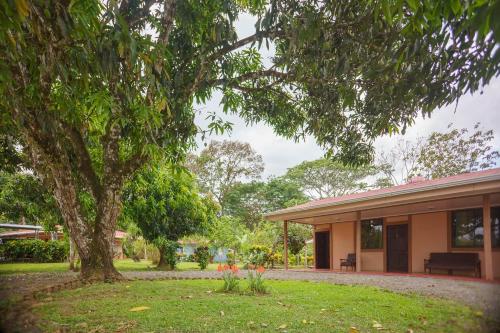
top-left (265, 168), bottom-right (500, 280)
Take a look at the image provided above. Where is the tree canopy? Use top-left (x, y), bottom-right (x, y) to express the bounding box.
top-left (378, 123), bottom-right (499, 184)
top-left (187, 140), bottom-right (264, 211)
top-left (122, 166), bottom-right (218, 269)
top-left (1, 0), bottom-right (498, 279)
top-left (285, 159), bottom-right (380, 199)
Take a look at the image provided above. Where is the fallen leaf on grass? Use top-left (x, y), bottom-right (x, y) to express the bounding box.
top-left (220, 310), bottom-right (225, 316)
top-left (129, 306), bottom-right (150, 312)
top-left (278, 324), bottom-right (287, 329)
top-left (349, 327), bottom-right (360, 333)
top-left (261, 323), bottom-right (268, 327)
top-left (372, 321), bottom-right (384, 330)
top-left (302, 319), bottom-right (307, 324)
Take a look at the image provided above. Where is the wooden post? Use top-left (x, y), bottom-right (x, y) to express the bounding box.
top-left (483, 195), bottom-right (493, 280)
top-left (284, 221), bottom-right (288, 270)
top-left (356, 212), bottom-right (362, 272)
top-left (329, 223), bottom-right (334, 271)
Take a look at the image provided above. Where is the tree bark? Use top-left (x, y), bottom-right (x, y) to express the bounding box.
top-left (157, 246), bottom-right (174, 270)
top-left (69, 238), bottom-right (78, 271)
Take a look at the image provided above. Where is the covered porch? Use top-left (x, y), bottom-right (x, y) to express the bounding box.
top-left (266, 169), bottom-right (500, 281)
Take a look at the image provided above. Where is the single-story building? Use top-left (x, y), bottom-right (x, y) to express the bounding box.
top-left (265, 168), bottom-right (500, 280)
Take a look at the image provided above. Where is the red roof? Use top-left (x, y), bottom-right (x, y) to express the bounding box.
top-left (267, 168), bottom-right (500, 216)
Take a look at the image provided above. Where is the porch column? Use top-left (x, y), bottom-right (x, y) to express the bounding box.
top-left (483, 195), bottom-right (493, 280)
top-left (356, 211), bottom-right (362, 272)
top-left (329, 223), bottom-right (334, 271)
top-left (284, 220), bottom-right (288, 270)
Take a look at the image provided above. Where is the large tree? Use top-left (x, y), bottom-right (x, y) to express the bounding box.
top-left (187, 140), bottom-right (264, 211)
top-left (1, 0), bottom-right (498, 280)
top-left (122, 166), bottom-right (217, 269)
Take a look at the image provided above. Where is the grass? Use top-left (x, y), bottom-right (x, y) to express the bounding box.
top-left (32, 279), bottom-right (486, 333)
top-left (0, 260), bottom-right (236, 275)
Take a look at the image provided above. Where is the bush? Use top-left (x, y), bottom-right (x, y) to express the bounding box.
top-left (245, 245), bottom-right (271, 267)
top-left (194, 246), bottom-right (210, 270)
top-left (0, 239), bottom-right (68, 262)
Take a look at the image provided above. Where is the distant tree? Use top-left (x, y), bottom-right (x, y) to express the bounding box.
top-left (417, 123), bottom-right (499, 179)
top-left (377, 139), bottom-right (425, 185)
top-left (378, 123), bottom-right (499, 184)
top-left (224, 177), bottom-right (307, 229)
top-left (188, 140), bottom-right (264, 211)
top-left (207, 215), bottom-right (249, 259)
top-left (122, 166), bottom-right (218, 270)
top-left (285, 159), bottom-right (380, 199)
top-left (0, 171), bottom-right (61, 229)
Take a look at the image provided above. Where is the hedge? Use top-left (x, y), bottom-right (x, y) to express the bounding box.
top-left (0, 239), bottom-right (69, 262)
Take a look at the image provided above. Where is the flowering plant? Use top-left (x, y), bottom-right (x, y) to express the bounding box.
top-left (247, 265), bottom-right (268, 294)
top-left (218, 263), bottom-right (240, 292)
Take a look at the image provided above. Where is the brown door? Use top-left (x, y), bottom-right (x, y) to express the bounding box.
top-left (387, 224), bottom-right (408, 272)
top-left (315, 231), bottom-right (330, 269)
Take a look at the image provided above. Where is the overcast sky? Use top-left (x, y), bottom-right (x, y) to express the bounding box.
top-left (193, 14), bottom-right (500, 179)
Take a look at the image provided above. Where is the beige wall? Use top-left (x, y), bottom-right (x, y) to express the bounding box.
top-left (411, 212), bottom-right (448, 273)
top-left (331, 222), bottom-right (355, 270)
top-left (361, 252), bottom-right (383, 271)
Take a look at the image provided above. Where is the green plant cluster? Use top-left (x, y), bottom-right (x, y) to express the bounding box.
top-left (0, 239), bottom-right (68, 262)
top-left (247, 270), bottom-right (268, 294)
top-left (245, 245), bottom-right (271, 267)
top-left (194, 246), bottom-right (211, 270)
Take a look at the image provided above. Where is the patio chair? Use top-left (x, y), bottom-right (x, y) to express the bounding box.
top-left (340, 253), bottom-right (356, 271)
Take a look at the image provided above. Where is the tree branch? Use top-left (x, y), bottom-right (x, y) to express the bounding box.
top-left (62, 122), bottom-right (103, 200)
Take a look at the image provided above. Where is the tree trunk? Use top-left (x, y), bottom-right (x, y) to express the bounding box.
top-left (69, 238), bottom-right (79, 271)
top-left (157, 246), bottom-right (174, 270)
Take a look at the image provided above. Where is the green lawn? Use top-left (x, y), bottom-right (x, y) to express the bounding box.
top-left (33, 279), bottom-right (487, 333)
top-left (0, 260), bottom-right (233, 275)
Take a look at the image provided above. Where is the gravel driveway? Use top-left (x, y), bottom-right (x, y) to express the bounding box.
top-left (2, 269), bottom-right (500, 323)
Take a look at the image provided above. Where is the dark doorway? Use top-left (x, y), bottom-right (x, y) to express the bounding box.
top-left (386, 224), bottom-right (409, 272)
top-left (315, 231), bottom-right (330, 269)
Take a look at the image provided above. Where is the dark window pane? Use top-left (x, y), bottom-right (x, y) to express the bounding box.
top-left (492, 207), bottom-right (500, 248)
top-left (452, 209), bottom-right (483, 248)
top-left (361, 219), bottom-right (383, 249)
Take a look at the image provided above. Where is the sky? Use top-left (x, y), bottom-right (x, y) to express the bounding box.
top-left (193, 14), bottom-right (500, 179)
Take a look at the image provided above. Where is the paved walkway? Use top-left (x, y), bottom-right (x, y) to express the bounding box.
top-left (2, 269), bottom-right (500, 322)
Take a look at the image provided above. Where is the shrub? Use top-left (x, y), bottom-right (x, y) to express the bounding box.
top-left (194, 246), bottom-right (210, 270)
top-left (245, 245), bottom-right (271, 267)
top-left (218, 264), bottom-right (240, 292)
top-left (247, 266), bottom-right (268, 294)
top-left (0, 239), bottom-right (68, 262)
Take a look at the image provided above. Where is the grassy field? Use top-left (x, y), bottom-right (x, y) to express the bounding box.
top-left (32, 279), bottom-right (485, 333)
top-left (0, 260), bottom-right (233, 275)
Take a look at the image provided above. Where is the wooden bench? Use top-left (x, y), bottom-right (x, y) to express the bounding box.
top-left (340, 253), bottom-right (356, 271)
top-left (424, 253), bottom-right (481, 278)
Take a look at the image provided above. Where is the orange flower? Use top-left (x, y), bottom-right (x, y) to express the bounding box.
top-left (217, 263), bottom-right (223, 272)
top-left (230, 265), bottom-right (239, 273)
top-left (223, 264), bottom-right (229, 271)
top-left (256, 266), bottom-right (265, 274)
